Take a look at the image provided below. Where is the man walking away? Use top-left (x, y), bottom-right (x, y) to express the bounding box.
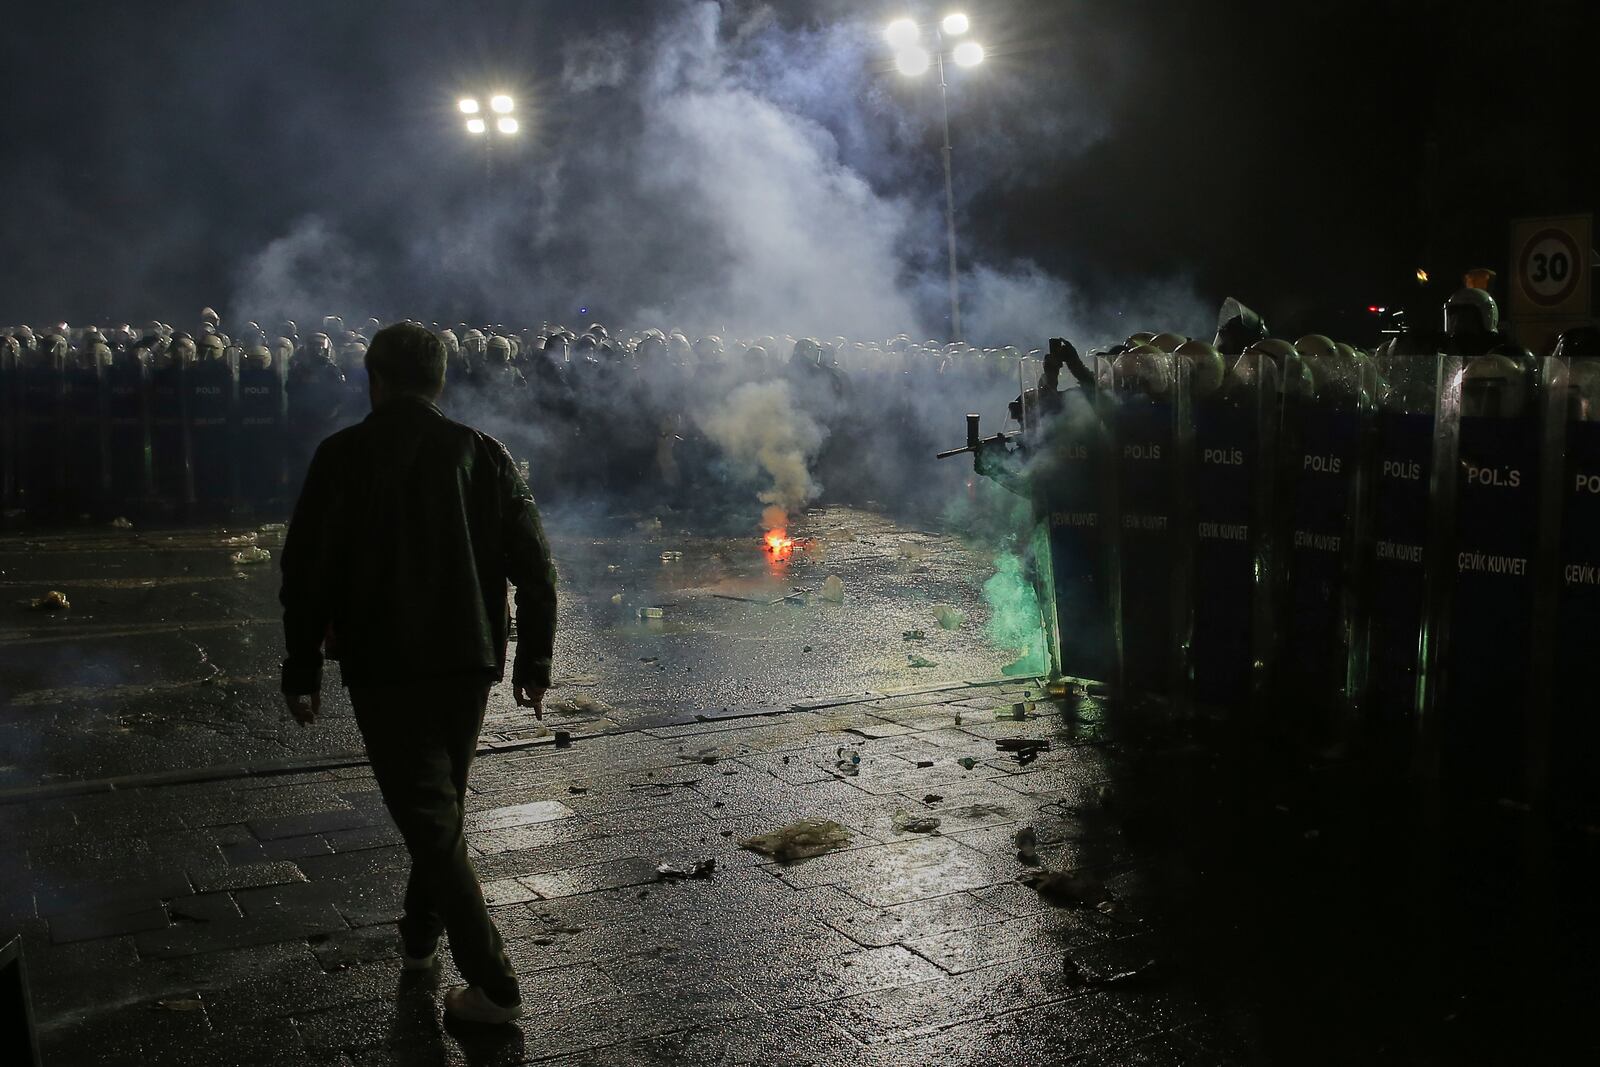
top-left (279, 322), bottom-right (557, 1026)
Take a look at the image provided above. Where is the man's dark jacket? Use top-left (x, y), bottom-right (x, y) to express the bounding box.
top-left (279, 396), bottom-right (557, 695)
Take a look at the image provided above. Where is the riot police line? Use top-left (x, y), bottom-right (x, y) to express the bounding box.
top-left (0, 313), bottom-right (1024, 523)
top-left (969, 290), bottom-right (1600, 821)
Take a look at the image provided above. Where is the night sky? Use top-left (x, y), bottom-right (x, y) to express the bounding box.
top-left (4, 0), bottom-right (1594, 342)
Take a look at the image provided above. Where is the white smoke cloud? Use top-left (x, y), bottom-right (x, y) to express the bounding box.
top-left (696, 379), bottom-right (825, 518)
top-left (230, 216), bottom-right (375, 330)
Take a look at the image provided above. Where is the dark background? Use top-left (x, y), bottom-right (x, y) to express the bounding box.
top-left (3, 0), bottom-right (1594, 339)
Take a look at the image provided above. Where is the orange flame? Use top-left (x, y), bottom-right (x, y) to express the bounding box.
top-left (1415, 267), bottom-right (1429, 283)
top-left (764, 528), bottom-right (794, 559)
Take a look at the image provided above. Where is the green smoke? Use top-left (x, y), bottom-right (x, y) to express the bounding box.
top-left (984, 536), bottom-right (1048, 677)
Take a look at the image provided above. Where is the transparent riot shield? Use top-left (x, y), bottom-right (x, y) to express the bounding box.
top-left (150, 353), bottom-right (191, 513)
top-left (187, 349), bottom-right (239, 516)
top-left (1544, 353), bottom-right (1600, 820)
top-left (0, 339), bottom-right (16, 512)
top-left (106, 351), bottom-right (154, 515)
top-left (236, 350), bottom-right (289, 517)
top-left (1276, 346), bottom-right (1376, 748)
top-left (63, 354), bottom-right (109, 517)
top-left (1364, 342), bottom-right (1451, 739)
top-left (1109, 347), bottom-right (1192, 709)
top-left (17, 348), bottom-right (65, 520)
top-left (1190, 350), bottom-right (1281, 719)
top-left (1433, 349), bottom-right (1557, 806)
top-left (1020, 353), bottom-right (1118, 686)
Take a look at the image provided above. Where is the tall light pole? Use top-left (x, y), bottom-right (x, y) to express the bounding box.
top-left (888, 14), bottom-right (985, 343)
top-left (458, 94), bottom-right (519, 188)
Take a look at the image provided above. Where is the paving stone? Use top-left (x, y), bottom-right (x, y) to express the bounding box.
top-left (222, 832), bottom-right (333, 865)
top-left (518, 855), bottom-right (661, 899)
top-left (905, 910), bottom-right (1110, 973)
top-left (463, 798), bottom-right (576, 832)
top-left (322, 823), bottom-right (402, 852)
top-left (247, 807), bottom-right (383, 841)
top-left (827, 890), bottom-right (1014, 948)
top-left (190, 859), bottom-right (307, 894)
top-left (482, 876), bottom-right (540, 907)
top-left (48, 902), bottom-right (171, 943)
top-left (296, 845), bottom-right (410, 882)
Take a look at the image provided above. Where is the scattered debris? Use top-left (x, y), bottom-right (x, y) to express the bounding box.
top-left (567, 784), bottom-right (588, 795)
top-left (835, 748), bottom-right (861, 776)
top-left (637, 606), bottom-right (665, 620)
top-left (29, 591), bottom-right (70, 612)
top-left (109, 516), bottom-right (133, 529)
top-left (771, 589), bottom-right (808, 607)
top-left (546, 695), bottom-right (612, 717)
top-left (222, 532), bottom-right (258, 546)
top-left (996, 738), bottom-right (1051, 754)
top-left (954, 712), bottom-right (963, 725)
top-left (655, 858), bottom-right (716, 881)
top-left (258, 522), bottom-right (287, 534)
top-left (1015, 826), bottom-right (1039, 865)
top-left (551, 674), bottom-right (601, 688)
top-left (922, 794), bottom-right (944, 804)
top-left (1019, 867), bottom-right (1108, 908)
top-left (740, 819), bottom-right (853, 862)
top-left (902, 629), bottom-right (926, 641)
top-left (933, 605), bottom-right (965, 630)
top-left (607, 564), bottom-right (621, 573)
top-left (892, 809), bottom-right (942, 834)
top-left (659, 551), bottom-right (684, 562)
top-left (154, 998), bottom-right (204, 1012)
top-left (996, 701), bottom-right (1035, 721)
top-left (896, 541), bottom-right (927, 561)
top-left (553, 731), bottom-right (572, 748)
top-left (1064, 954), bottom-right (1158, 988)
top-left (230, 546), bottom-right (271, 565)
top-left (915, 760), bottom-right (934, 768)
top-left (906, 653), bottom-right (939, 669)
top-left (820, 575), bottom-right (845, 603)
top-left (957, 757), bottom-right (976, 770)
top-left (712, 593), bottom-right (765, 604)
top-left (611, 593), bottom-right (624, 605)
top-left (802, 645), bottom-right (813, 652)
top-left (640, 656), bottom-right (659, 664)
top-left (950, 803), bottom-right (1012, 820)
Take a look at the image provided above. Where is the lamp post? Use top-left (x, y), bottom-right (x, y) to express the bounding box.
top-left (458, 94), bottom-right (519, 187)
top-left (888, 15), bottom-right (984, 343)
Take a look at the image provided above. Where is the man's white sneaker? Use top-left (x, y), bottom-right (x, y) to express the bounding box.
top-left (399, 938), bottom-right (438, 971)
top-left (443, 985), bottom-right (524, 1024)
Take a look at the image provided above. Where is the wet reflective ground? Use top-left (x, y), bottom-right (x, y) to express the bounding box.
top-left (0, 505), bottom-right (1013, 787)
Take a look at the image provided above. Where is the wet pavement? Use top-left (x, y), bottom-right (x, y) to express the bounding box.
top-left (4, 514), bottom-right (1597, 1065)
top-left (0, 506), bottom-right (1014, 788)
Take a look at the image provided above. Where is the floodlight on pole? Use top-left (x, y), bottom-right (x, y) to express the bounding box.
top-left (497, 117), bottom-right (518, 134)
top-left (465, 117), bottom-right (487, 134)
top-left (895, 47), bottom-right (931, 76)
top-left (941, 13), bottom-right (970, 36)
top-left (489, 94), bottom-right (514, 114)
top-left (953, 41), bottom-right (984, 67)
top-left (885, 18), bottom-right (920, 49)
top-left (458, 97), bottom-right (480, 114)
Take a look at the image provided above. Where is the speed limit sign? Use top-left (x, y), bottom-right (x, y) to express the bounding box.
top-left (1510, 214), bottom-right (1591, 319)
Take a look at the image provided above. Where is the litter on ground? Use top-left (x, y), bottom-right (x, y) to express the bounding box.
top-left (230, 546), bottom-right (271, 565)
top-left (892, 809), bottom-right (942, 834)
top-left (740, 819), bottom-right (852, 862)
top-left (933, 605), bottom-right (965, 630)
top-left (29, 591), bottom-right (71, 612)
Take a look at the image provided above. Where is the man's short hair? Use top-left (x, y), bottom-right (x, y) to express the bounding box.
top-left (366, 323), bottom-right (446, 396)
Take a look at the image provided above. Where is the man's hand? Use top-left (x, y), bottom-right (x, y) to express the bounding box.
top-left (286, 691), bottom-right (322, 727)
top-left (514, 685), bottom-right (546, 719)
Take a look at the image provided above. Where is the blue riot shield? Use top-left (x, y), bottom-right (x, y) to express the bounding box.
top-left (106, 354), bottom-right (153, 513)
top-left (1276, 351), bottom-right (1375, 745)
top-left (1190, 352), bottom-right (1280, 714)
top-left (1110, 349), bottom-right (1191, 704)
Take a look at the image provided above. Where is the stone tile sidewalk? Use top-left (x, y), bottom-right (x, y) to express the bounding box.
top-left (2, 679), bottom-right (1241, 1066)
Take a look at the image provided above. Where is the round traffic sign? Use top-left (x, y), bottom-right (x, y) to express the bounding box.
top-left (1518, 227), bottom-right (1583, 308)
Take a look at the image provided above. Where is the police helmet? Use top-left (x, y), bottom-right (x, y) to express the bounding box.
top-left (1149, 332), bottom-right (1188, 353)
top-left (1112, 342), bottom-right (1171, 395)
top-left (1445, 287), bottom-right (1498, 338)
top-left (1175, 339), bottom-right (1226, 397)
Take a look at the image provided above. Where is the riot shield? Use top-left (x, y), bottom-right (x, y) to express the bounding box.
top-left (186, 352), bottom-right (238, 515)
top-left (1546, 353), bottom-right (1600, 820)
top-left (236, 355), bottom-right (288, 516)
top-left (1433, 350), bottom-right (1558, 806)
top-left (1365, 342), bottom-right (1451, 736)
top-left (1109, 348), bottom-right (1192, 706)
top-left (106, 353), bottom-right (154, 514)
top-left (1022, 353), bottom-right (1117, 685)
top-left (0, 340), bottom-right (16, 512)
top-left (150, 358), bottom-right (191, 512)
top-left (1190, 351), bottom-right (1281, 716)
top-left (1276, 348), bottom-right (1375, 747)
top-left (17, 352), bottom-right (65, 520)
top-left (62, 357), bottom-right (108, 517)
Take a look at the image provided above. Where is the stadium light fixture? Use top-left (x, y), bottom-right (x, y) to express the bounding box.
top-left (497, 117), bottom-right (519, 134)
top-left (953, 41), bottom-right (985, 67)
top-left (895, 47), bottom-right (932, 76)
top-left (941, 13), bottom-right (970, 36)
top-left (489, 94), bottom-right (514, 114)
top-left (885, 18), bottom-right (920, 49)
top-left (458, 97), bottom-right (480, 114)
top-left (466, 117), bottom-right (487, 134)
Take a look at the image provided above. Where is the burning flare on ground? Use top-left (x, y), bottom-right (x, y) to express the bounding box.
top-left (762, 506), bottom-right (794, 559)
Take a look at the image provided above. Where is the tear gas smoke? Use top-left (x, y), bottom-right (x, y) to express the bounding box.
top-left (983, 542), bottom-right (1049, 677)
top-left (697, 380), bottom-right (825, 526)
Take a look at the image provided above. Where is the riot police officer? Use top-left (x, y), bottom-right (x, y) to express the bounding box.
top-left (286, 333), bottom-right (345, 493)
top-left (237, 341), bottom-right (287, 513)
top-left (188, 332), bottom-right (237, 513)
